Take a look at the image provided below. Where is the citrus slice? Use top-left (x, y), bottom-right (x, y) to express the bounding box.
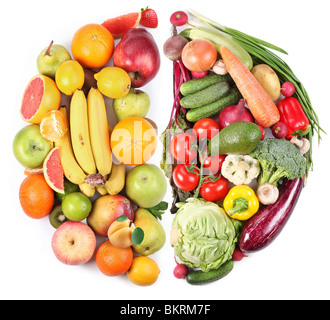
top-left (20, 74), bottom-right (61, 124)
top-left (43, 147), bottom-right (65, 194)
top-left (40, 110), bottom-right (68, 142)
top-left (102, 12), bottom-right (141, 39)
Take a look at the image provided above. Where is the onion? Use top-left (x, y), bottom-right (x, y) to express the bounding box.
top-left (163, 25), bottom-right (189, 61)
top-left (219, 99), bottom-right (254, 128)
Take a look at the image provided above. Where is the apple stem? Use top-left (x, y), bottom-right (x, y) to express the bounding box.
top-left (44, 40), bottom-right (54, 57)
top-left (33, 145), bottom-right (41, 152)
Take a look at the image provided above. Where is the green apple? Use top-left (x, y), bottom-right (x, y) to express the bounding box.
top-left (62, 192), bottom-right (92, 222)
top-left (125, 164), bottom-right (167, 208)
top-left (113, 88), bottom-right (150, 122)
top-left (37, 41), bottom-right (71, 79)
top-left (13, 124), bottom-right (53, 168)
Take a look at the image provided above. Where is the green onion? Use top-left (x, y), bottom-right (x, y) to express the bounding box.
top-left (187, 8), bottom-right (325, 172)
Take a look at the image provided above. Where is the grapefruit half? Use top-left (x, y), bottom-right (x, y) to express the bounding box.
top-left (20, 74), bottom-right (61, 124)
top-left (43, 147), bottom-right (65, 194)
top-left (102, 12), bottom-right (141, 39)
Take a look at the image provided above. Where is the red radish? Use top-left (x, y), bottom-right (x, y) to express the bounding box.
top-left (257, 125), bottom-right (266, 140)
top-left (281, 82), bottom-right (295, 97)
top-left (170, 11), bottom-right (188, 26)
top-left (173, 264), bottom-right (188, 279)
top-left (219, 99), bottom-right (254, 128)
top-left (191, 71), bottom-right (208, 78)
top-left (232, 247), bottom-right (246, 261)
top-left (272, 121), bottom-right (288, 139)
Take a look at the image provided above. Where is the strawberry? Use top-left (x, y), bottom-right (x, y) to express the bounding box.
top-left (140, 6), bottom-right (158, 28)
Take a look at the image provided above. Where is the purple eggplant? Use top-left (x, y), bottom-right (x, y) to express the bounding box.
top-left (239, 178), bottom-right (304, 253)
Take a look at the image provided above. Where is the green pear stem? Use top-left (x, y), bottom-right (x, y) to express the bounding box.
top-left (44, 40), bottom-right (54, 57)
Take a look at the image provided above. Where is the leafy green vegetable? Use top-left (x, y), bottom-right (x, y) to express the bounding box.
top-left (170, 198), bottom-right (242, 272)
top-left (249, 138), bottom-right (306, 186)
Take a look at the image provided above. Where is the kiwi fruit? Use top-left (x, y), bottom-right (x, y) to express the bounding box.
top-left (49, 205), bottom-right (68, 229)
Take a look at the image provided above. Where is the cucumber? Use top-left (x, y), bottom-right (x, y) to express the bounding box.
top-left (186, 260), bottom-right (234, 285)
top-left (180, 82), bottom-right (230, 109)
top-left (186, 87), bottom-right (242, 122)
top-left (180, 73), bottom-right (234, 96)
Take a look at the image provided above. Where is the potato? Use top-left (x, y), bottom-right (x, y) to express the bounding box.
top-left (251, 64), bottom-right (281, 101)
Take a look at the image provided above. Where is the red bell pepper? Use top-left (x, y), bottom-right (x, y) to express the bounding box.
top-left (276, 97), bottom-right (311, 139)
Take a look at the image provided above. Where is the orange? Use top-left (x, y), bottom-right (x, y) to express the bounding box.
top-left (95, 240), bottom-right (133, 276)
top-left (19, 174), bottom-right (55, 219)
top-left (127, 256), bottom-right (160, 286)
top-left (20, 74), bottom-right (61, 124)
top-left (71, 24), bottom-right (114, 69)
top-left (40, 110), bottom-right (68, 142)
top-left (110, 117), bottom-right (157, 166)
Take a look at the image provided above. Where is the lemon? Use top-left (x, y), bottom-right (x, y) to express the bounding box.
top-left (95, 67), bottom-right (131, 99)
top-left (55, 60), bottom-right (85, 95)
top-left (127, 256), bottom-right (160, 286)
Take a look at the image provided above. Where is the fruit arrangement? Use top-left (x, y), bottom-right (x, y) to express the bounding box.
top-left (13, 8), bottom-right (168, 286)
top-left (162, 9), bottom-right (324, 285)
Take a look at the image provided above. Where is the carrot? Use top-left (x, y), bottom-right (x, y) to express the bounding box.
top-left (220, 46), bottom-right (280, 128)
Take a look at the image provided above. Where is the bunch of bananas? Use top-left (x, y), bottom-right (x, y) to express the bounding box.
top-left (55, 88), bottom-right (125, 198)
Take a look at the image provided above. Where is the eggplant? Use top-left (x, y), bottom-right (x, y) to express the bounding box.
top-left (239, 178), bottom-right (304, 252)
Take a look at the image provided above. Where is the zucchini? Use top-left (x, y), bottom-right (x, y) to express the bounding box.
top-left (186, 87), bottom-right (242, 122)
top-left (180, 81), bottom-right (230, 109)
top-left (186, 260), bottom-right (234, 285)
top-left (181, 27), bottom-right (253, 70)
top-left (180, 73), bottom-right (234, 96)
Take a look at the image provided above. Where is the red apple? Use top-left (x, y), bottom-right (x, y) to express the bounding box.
top-left (113, 28), bottom-right (160, 88)
top-left (51, 221), bottom-right (96, 266)
top-left (87, 195), bottom-right (134, 237)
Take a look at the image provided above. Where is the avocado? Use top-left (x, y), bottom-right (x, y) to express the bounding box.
top-left (209, 121), bottom-right (261, 155)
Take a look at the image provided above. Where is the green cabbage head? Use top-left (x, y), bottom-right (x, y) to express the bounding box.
top-left (170, 198), bottom-right (242, 272)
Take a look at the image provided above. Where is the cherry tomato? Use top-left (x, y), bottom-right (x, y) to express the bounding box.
top-left (181, 39), bottom-right (218, 72)
top-left (202, 154), bottom-right (227, 175)
top-left (170, 133), bottom-right (197, 164)
top-left (193, 118), bottom-right (220, 140)
top-left (173, 164), bottom-right (200, 192)
top-left (200, 175), bottom-right (229, 202)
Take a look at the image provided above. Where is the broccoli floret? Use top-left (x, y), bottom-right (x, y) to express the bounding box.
top-left (249, 138), bottom-right (306, 186)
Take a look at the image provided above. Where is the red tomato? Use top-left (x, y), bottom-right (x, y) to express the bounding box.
top-left (193, 118), bottom-right (220, 140)
top-left (181, 39), bottom-right (218, 72)
top-left (202, 154), bottom-right (227, 175)
top-left (170, 133), bottom-right (197, 164)
top-left (200, 175), bottom-right (229, 202)
top-left (173, 164), bottom-right (200, 192)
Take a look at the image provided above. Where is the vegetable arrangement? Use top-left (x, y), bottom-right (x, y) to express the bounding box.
top-left (162, 9), bottom-right (324, 285)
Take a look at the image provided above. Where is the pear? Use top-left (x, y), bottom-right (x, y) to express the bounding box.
top-left (132, 208), bottom-right (166, 256)
top-left (113, 88), bottom-right (150, 122)
top-left (37, 41), bottom-right (71, 79)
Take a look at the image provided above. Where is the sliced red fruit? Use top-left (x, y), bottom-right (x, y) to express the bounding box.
top-left (102, 12), bottom-right (141, 39)
top-left (43, 147), bottom-right (64, 194)
top-left (20, 74), bottom-right (61, 124)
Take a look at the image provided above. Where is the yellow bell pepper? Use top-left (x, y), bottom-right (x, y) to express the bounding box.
top-left (223, 185), bottom-right (259, 221)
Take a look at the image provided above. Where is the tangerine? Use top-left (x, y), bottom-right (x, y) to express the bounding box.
top-left (71, 24), bottom-right (114, 69)
top-left (40, 110), bottom-right (68, 142)
top-left (19, 174), bottom-right (54, 219)
top-left (95, 240), bottom-right (133, 276)
top-left (110, 117), bottom-right (157, 166)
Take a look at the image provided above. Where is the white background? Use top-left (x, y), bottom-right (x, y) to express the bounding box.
top-left (1, 0), bottom-right (330, 300)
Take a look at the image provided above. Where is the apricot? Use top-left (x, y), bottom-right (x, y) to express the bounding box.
top-left (108, 220), bottom-right (135, 248)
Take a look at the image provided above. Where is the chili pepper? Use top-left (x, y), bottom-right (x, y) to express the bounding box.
top-left (276, 96), bottom-right (311, 139)
top-left (223, 185), bottom-right (259, 221)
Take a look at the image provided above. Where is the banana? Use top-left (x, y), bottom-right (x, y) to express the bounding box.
top-left (87, 88), bottom-right (113, 176)
top-left (70, 89), bottom-right (96, 175)
top-left (96, 185), bottom-right (108, 195)
top-left (104, 163), bottom-right (126, 195)
top-left (79, 182), bottom-right (96, 198)
top-left (55, 107), bottom-right (86, 185)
